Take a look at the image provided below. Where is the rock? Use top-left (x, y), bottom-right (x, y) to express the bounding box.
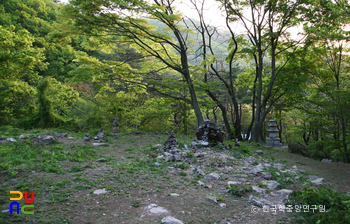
top-left (252, 186), bottom-right (266, 194)
top-left (205, 184), bottom-right (212, 189)
top-left (41, 136), bottom-right (55, 145)
top-left (154, 144), bottom-right (163, 148)
top-left (219, 203), bottom-right (227, 208)
top-left (170, 193), bottom-right (179, 197)
top-left (161, 216), bottom-right (184, 224)
top-left (276, 189), bottom-right (293, 195)
top-left (6, 138), bottom-right (16, 142)
top-left (198, 140), bottom-right (209, 147)
top-left (196, 119), bottom-right (225, 143)
top-left (311, 178), bottom-right (324, 185)
top-left (83, 134), bottom-right (92, 142)
top-left (19, 135), bottom-right (25, 140)
top-left (198, 181), bottom-right (205, 186)
top-left (97, 127), bottom-right (106, 140)
top-left (206, 196), bottom-right (217, 203)
top-left (245, 156), bottom-right (256, 162)
top-left (112, 116), bottom-right (119, 133)
top-left (249, 195), bottom-right (274, 207)
top-left (263, 175), bottom-right (273, 180)
top-left (321, 159), bottom-right (332, 163)
top-left (204, 172), bottom-right (220, 180)
top-left (234, 152), bottom-right (241, 159)
top-left (93, 136), bottom-right (99, 140)
top-left (292, 165), bottom-right (297, 170)
top-left (298, 169), bottom-right (305, 174)
top-left (96, 158), bottom-right (107, 162)
top-left (235, 138), bottom-right (241, 147)
top-left (227, 181), bottom-right (241, 186)
top-left (308, 175), bottom-right (318, 180)
top-left (53, 133), bottom-right (67, 138)
top-left (164, 152), bottom-right (172, 156)
top-left (67, 137), bottom-right (75, 140)
top-left (174, 154), bottom-right (182, 161)
top-left (93, 189), bottom-right (108, 195)
top-left (2, 209), bottom-right (10, 213)
top-left (195, 169), bottom-right (205, 176)
top-left (266, 181), bottom-right (282, 190)
top-left (143, 204), bottom-right (170, 216)
top-left (154, 162), bottom-right (161, 167)
top-left (92, 143), bottom-right (106, 146)
top-left (254, 150), bottom-right (263, 155)
top-left (250, 164), bottom-right (264, 174)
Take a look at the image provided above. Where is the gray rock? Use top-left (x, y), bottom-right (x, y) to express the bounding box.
top-left (321, 159), bottom-right (332, 163)
top-left (83, 134), bottom-right (91, 142)
top-left (308, 175), bottom-right (318, 180)
top-left (263, 174), bottom-right (273, 180)
top-left (219, 203), bottom-right (227, 208)
top-left (227, 181), bottom-right (241, 186)
top-left (6, 138), bottom-right (16, 142)
top-left (311, 178), bottom-right (324, 185)
top-left (96, 158), bottom-right (107, 162)
top-left (2, 209), bottom-right (10, 213)
top-left (292, 165), bottom-right (297, 170)
top-left (245, 156), bottom-right (256, 162)
top-left (161, 216), bottom-right (184, 224)
top-left (198, 181), bottom-right (205, 186)
top-left (170, 193), bottom-right (179, 197)
top-left (267, 182), bottom-right (282, 190)
top-left (53, 133), bottom-right (67, 138)
top-left (252, 186), bottom-right (266, 194)
top-left (254, 150), bottom-right (263, 155)
top-left (195, 169), bottom-right (205, 176)
top-left (249, 195), bottom-right (274, 207)
top-left (250, 164), bottom-right (264, 174)
top-left (92, 143), bottom-right (106, 146)
top-left (204, 172), bottom-right (220, 180)
top-left (41, 136), bottom-right (55, 145)
top-left (19, 135), bottom-right (25, 140)
top-left (154, 144), bottom-right (163, 148)
top-left (276, 189), bottom-right (293, 195)
top-left (67, 137), bottom-right (75, 140)
top-left (97, 127), bottom-right (106, 140)
top-left (198, 140), bottom-right (209, 147)
top-left (143, 204), bottom-right (170, 216)
top-left (154, 162), bottom-right (161, 167)
top-left (164, 152), bottom-right (172, 156)
top-left (234, 152), bottom-right (241, 159)
top-left (174, 154), bottom-right (182, 161)
top-left (93, 189), bottom-right (108, 195)
top-left (298, 169), bottom-right (305, 174)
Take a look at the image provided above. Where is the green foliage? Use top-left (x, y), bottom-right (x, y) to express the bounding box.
top-left (227, 184), bottom-right (253, 197)
top-left (287, 186), bottom-right (350, 224)
top-left (264, 167), bottom-right (295, 188)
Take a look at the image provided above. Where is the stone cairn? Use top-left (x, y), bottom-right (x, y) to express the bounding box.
top-left (162, 131), bottom-right (178, 153)
top-left (112, 116), bottom-right (119, 134)
top-left (196, 119), bottom-right (225, 142)
top-left (266, 118), bottom-right (280, 147)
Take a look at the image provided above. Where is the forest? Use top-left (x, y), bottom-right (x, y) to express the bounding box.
top-left (1, 0), bottom-right (350, 163)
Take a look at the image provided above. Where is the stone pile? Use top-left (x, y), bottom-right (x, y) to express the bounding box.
top-left (195, 119), bottom-right (225, 143)
top-left (112, 116), bottom-right (119, 134)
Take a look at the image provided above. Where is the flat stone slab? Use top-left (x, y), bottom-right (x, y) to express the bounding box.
top-left (252, 186), bottom-right (266, 194)
top-left (204, 172), bottom-right (220, 180)
top-left (93, 189), bottom-right (108, 195)
top-left (161, 216), bottom-right (184, 224)
top-left (143, 204), bottom-right (170, 216)
top-left (311, 178), bottom-right (324, 185)
top-left (92, 143), bottom-right (106, 146)
top-left (276, 189), bottom-right (293, 195)
top-left (170, 193), bottom-right (179, 197)
top-left (227, 181), bottom-right (241, 186)
top-left (249, 195), bottom-right (274, 207)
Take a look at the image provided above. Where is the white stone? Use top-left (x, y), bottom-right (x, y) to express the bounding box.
top-left (161, 216), bottom-right (184, 224)
top-left (67, 137), bottom-right (75, 140)
top-left (41, 136), bottom-right (55, 145)
top-left (219, 203), bottom-right (227, 208)
top-left (204, 172), bottom-right (220, 180)
top-left (93, 189), bottom-right (108, 195)
top-left (227, 181), bottom-right (241, 186)
top-left (276, 189), bottom-right (293, 195)
top-left (311, 178), bottom-right (324, 185)
top-left (252, 186), bottom-right (266, 194)
top-left (143, 204), bottom-right (170, 216)
top-left (170, 193), bottom-right (179, 197)
top-left (198, 181), bottom-right (205, 186)
top-left (6, 138), bottom-right (16, 142)
top-left (92, 143), bottom-right (106, 146)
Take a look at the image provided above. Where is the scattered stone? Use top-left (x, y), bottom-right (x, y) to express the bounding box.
top-left (249, 195), bottom-right (274, 207)
top-left (308, 175), bottom-right (318, 180)
top-left (321, 159), bottom-right (332, 163)
top-left (154, 144), bottom-right (163, 148)
top-left (53, 133), bottom-right (67, 138)
top-left (254, 150), bottom-right (263, 155)
top-left (93, 189), bottom-right (108, 195)
top-left (154, 162), bottom-right (161, 167)
top-left (112, 116), bottom-right (119, 133)
top-left (170, 193), bottom-right (179, 197)
top-left (198, 181), bottom-right (205, 186)
top-left (219, 203), bottom-right (227, 208)
top-left (67, 137), bottom-right (75, 140)
top-left (205, 184), bottom-right (212, 189)
top-left (19, 135), bottom-right (25, 140)
top-left (263, 174), bottom-right (273, 180)
top-left (227, 181), bottom-right (241, 186)
top-left (292, 165), bottom-right (297, 170)
top-left (245, 156), bottom-right (256, 162)
top-left (161, 216), bottom-right (184, 224)
top-left (195, 169), bottom-right (205, 176)
top-left (250, 164), bottom-right (264, 174)
top-left (198, 140), bottom-right (209, 147)
top-left (92, 143), bottom-right (106, 146)
top-left (252, 186), bottom-right (266, 194)
top-left (276, 189), bottom-right (293, 195)
top-left (143, 204), bottom-right (170, 216)
top-left (6, 138), bottom-right (16, 142)
top-left (234, 152), bottom-right (241, 159)
top-left (298, 169), bottom-right (305, 174)
top-left (196, 119), bottom-right (225, 143)
top-left (96, 158), bottom-right (107, 162)
top-left (41, 136), bottom-right (55, 145)
top-left (206, 196), bottom-right (217, 203)
top-left (2, 209), bottom-right (9, 213)
top-left (83, 134), bottom-right (92, 142)
top-left (266, 182), bottom-right (282, 190)
top-left (311, 178), bottom-right (324, 185)
top-left (204, 172), bottom-right (220, 180)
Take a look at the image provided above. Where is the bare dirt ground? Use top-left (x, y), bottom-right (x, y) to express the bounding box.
top-left (1, 133), bottom-right (349, 224)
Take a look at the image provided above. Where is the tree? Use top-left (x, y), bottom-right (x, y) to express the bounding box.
top-left (62, 0), bottom-right (205, 126)
top-left (217, 0), bottom-right (309, 142)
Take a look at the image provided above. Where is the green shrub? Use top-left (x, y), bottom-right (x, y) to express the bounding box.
top-left (286, 186), bottom-right (350, 224)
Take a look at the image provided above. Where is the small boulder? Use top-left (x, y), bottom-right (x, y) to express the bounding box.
top-left (93, 189), bottom-right (108, 195)
top-left (41, 136), bottom-right (55, 145)
top-left (195, 169), bottom-right (205, 176)
top-left (6, 138), bottom-right (16, 142)
top-left (204, 172), bottom-right (220, 180)
top-left (161, 216), bottom-right (184, 224)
